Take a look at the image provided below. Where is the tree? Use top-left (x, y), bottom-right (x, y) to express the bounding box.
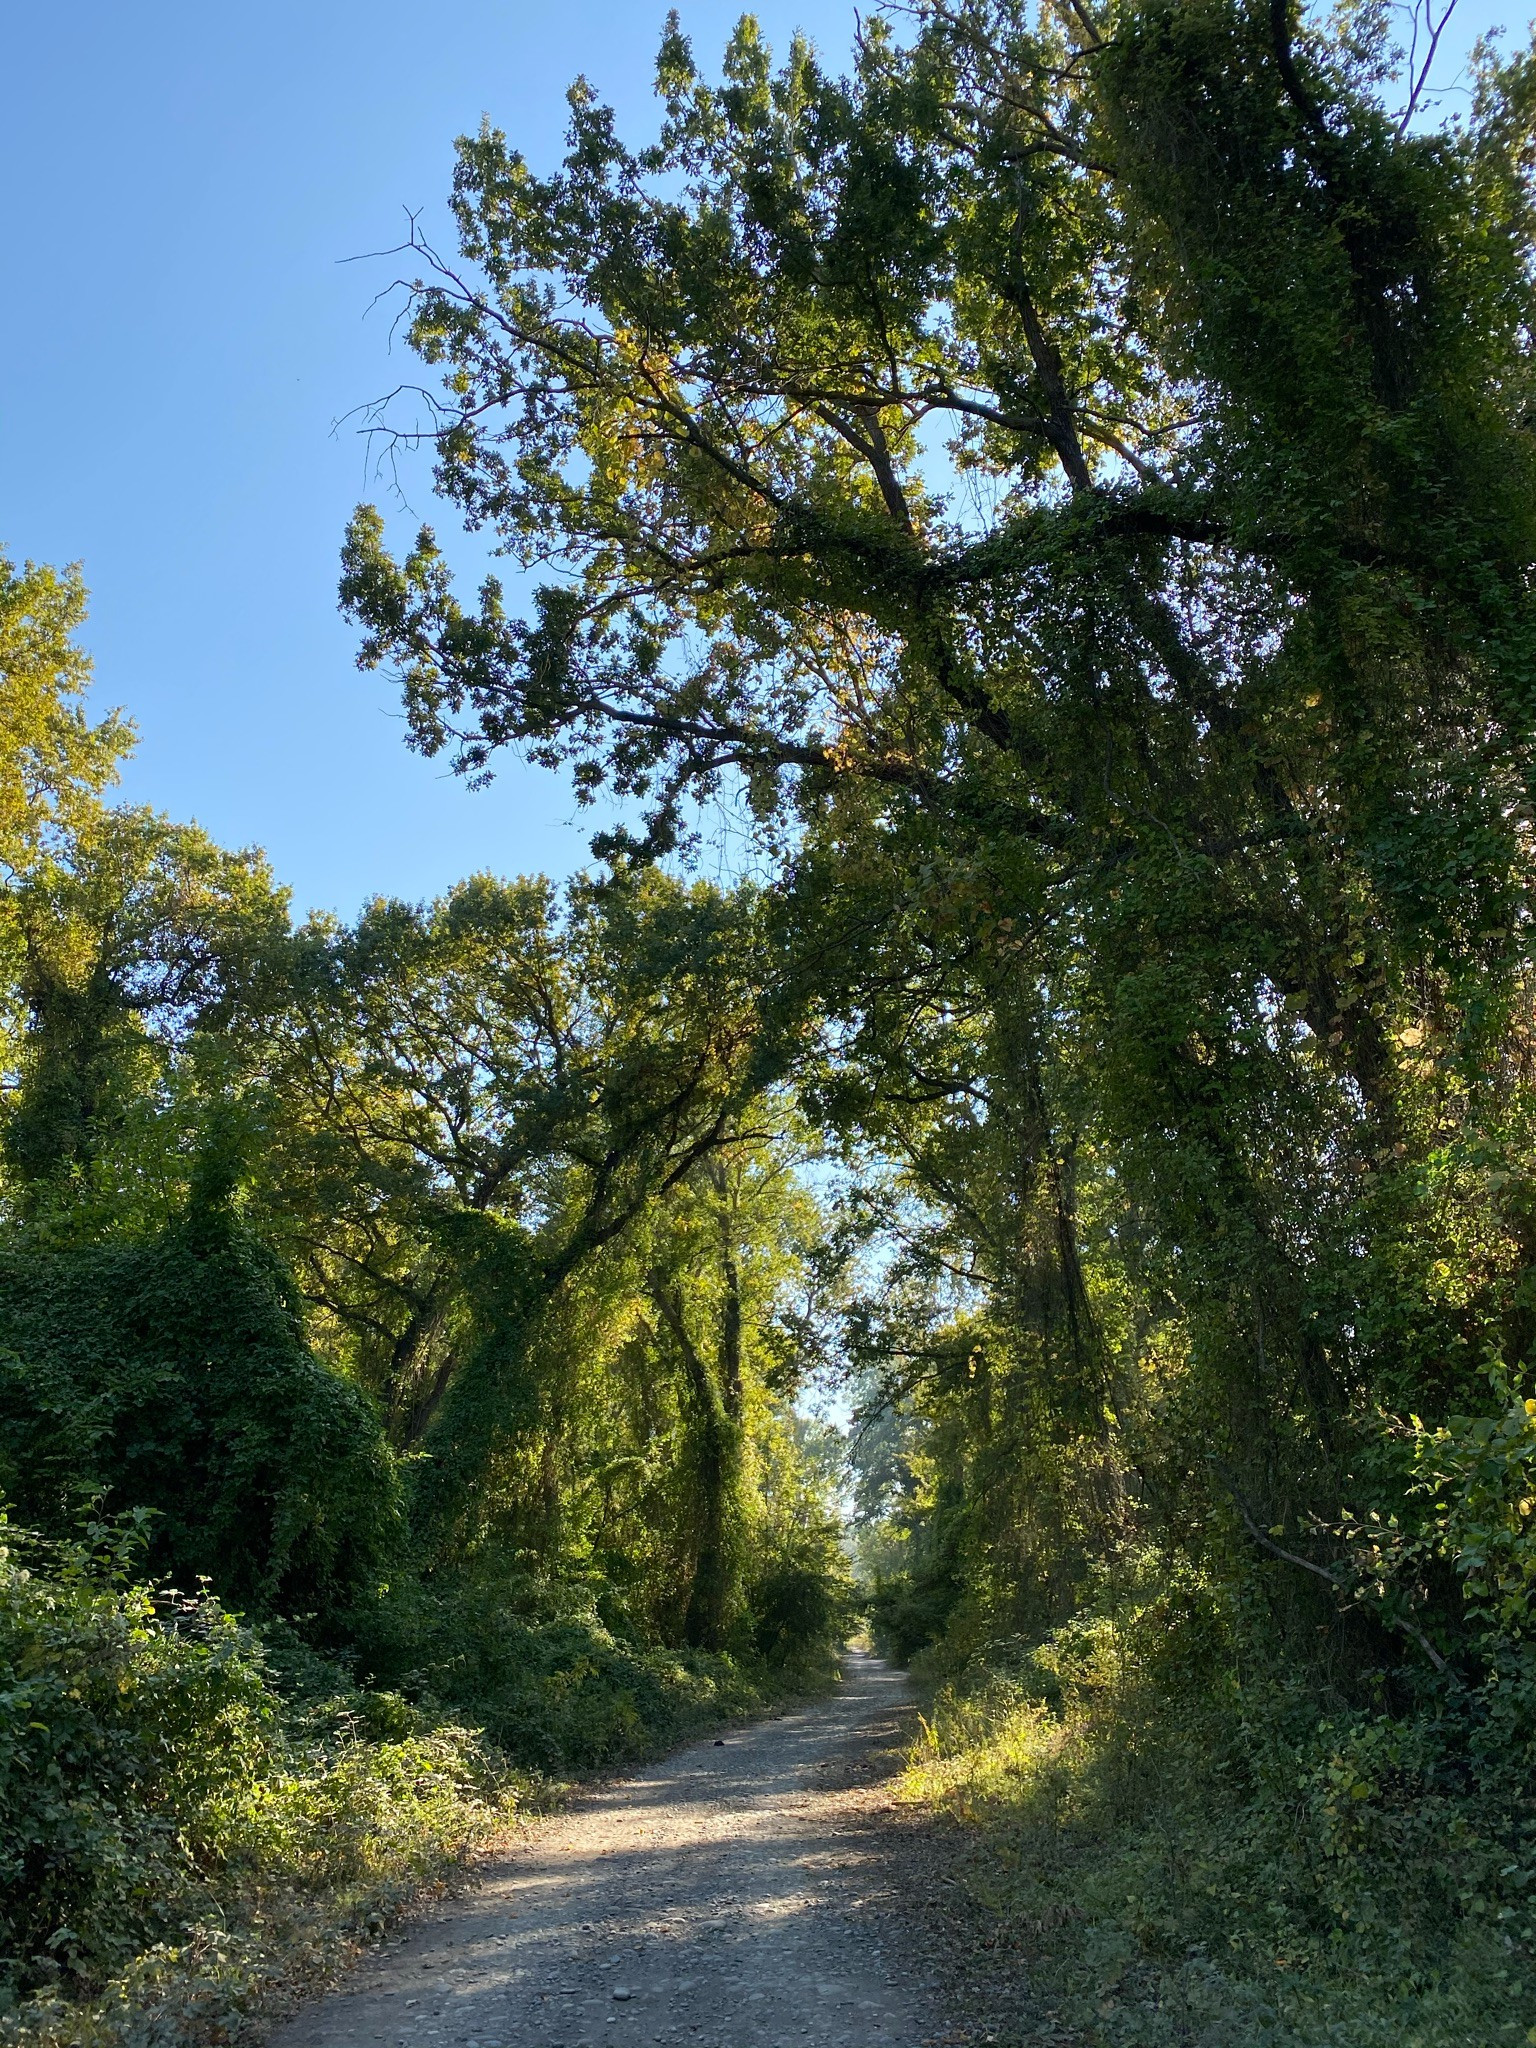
top-left (637, 1129), bottom-right (825, 1648)
top-left (340, 0), bottom-right (1536, 1662)
top-left (2, 806), bottom-right (290, 1223)
top-left (250, 870), bottom-right (804, 1546)
top-left (0, 555), bottom-right (125, 881)
top-left (0, 557), bottom-right (131, 1171)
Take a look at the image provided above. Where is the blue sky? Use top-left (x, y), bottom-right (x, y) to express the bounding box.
top-left (0, 0), bottom-right (1515, 922)
top-left (0, 0), bottom-right (857, 919)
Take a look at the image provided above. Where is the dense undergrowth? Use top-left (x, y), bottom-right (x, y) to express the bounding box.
top-left (898, 1578), bottom-right (1536, 2048)
top-left (0, 1516), bottom-right (509, 2048)
top-left (0, 1515), bottom-right (837, 2048)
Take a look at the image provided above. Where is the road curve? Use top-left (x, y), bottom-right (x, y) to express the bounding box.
top-left (273, 1651), bottom-right (938, 2048)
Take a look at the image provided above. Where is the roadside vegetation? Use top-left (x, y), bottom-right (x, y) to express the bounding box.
top-left (0, 1519), bottom-right (514, 2048)
top-left (900, 1588), bottom-right (1536, 2046)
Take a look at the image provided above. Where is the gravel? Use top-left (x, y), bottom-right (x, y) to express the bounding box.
top-left (271, 1651), bottom-right (943, 2048)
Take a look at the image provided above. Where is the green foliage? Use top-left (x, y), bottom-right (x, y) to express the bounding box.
top-left (868, 1567), bottom-right (965, 1670)
top-left (234, 870), bottom-right (808, 1552)
top-left (0, 1518), bottom-right (515, 2047)
top-left (0, 801), bottom-right (289, 1226)
top-left (0, 1518), bottom-right (276, 2005)
top-left (748, 1539), bottom-right (856, 1665)
top-left (0, 1214), bottom-right (402, 1624)
top-left (0, 555), bottom-right (126, 881)
top-left (393, 1590), bottom-right (768, 1770)
top-left (326, 5), bottom-right (1536, 2031)
top-left (1411, 1378), bottom-right (1536, 1639)
top-left (33, 0), bottom-right (1536, 2034)
top-left (904, 1591), bottom-right (1536, 2047)
top-left (0, 556), bottom-right (855, 2041)
top-left (338, 0), bottom-right (1536, 1670)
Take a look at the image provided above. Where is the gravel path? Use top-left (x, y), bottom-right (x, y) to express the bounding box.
top-left (273, 1652), bottom-right (942, 2048)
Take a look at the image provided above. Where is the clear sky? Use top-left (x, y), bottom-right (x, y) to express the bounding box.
top-left (0, 1), bottom-right (1515, 922)
top-left (0, 0), bottom-right (859, 920)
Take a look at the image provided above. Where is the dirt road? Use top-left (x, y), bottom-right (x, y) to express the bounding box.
top-left (273, 1652), bottom-right (942, 2048)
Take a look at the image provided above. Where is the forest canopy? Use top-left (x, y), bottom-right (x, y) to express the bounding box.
top-left (342, 0), bottom-right (1536, 1668)
top-left (338, 0), bottom-right (1536, 2031)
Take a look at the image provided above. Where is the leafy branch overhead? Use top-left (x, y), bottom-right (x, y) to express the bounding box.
top-left (341, 0), bottom-right (1536, 1718)
top-left (343, 0), bottom-right (1536, 917)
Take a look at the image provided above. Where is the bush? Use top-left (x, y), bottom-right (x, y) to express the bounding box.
top-left (0, 1517), bottom-right (516, 2047)
top-left (0, 1518), bottom-right (276, 2002)
top-left (900, 1579), bottom-right (1536, 2048)
top-left (0, 1214), bottom-right (402, 1624)
top-left (867, 1563), bottom-right (963, 1666)
top-left (373, 1562), bottom-right (781, 1772)
top-left (747, 1532), bottom-right (860, 1668)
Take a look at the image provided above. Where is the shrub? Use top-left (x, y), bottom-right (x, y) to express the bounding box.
top-left (382, 1565), bottom-right (772, 1771)
top-left (0, 1517), bottom-right (277, 2002)
top-left (0, 1517), bottom-right (516, 2047)
top-left (747, 1530), bottom-right (859, 1668)
top-left (0, 1214), bottom-right (402, 1624)
top-left (901, 1584), bottom-right (1536, 2048)
top-left (867, 1563), bottom-right (963, 1666)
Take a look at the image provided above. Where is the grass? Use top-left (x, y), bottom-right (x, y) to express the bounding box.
top-left (897, 1614), bottom-right (1536, 2048)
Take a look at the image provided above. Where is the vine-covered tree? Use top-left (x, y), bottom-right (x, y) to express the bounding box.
top-left (342, 0), bottom-right (1536, 1668)
top-left (0, 563), bottom-right (848, 1711)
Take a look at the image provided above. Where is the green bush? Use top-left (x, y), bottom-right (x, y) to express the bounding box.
top-left (902, 1584), bottom-right (1536, 2048)
top-left (0, 1518), bottom-right (277, 2001)
top-left (867, 1563), bottom-right (963, 1666)
top-left (0, 1214), bottom-right (402, 1624)
top-left (747, 1526), bottom-right (860, 1667)
top-left (377, 1564), bottom-right (778, 1771)
top-left (0, 1517), bottom-right (516, 2047)
top-left (465, 1616), bottom-right (763, 1767)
